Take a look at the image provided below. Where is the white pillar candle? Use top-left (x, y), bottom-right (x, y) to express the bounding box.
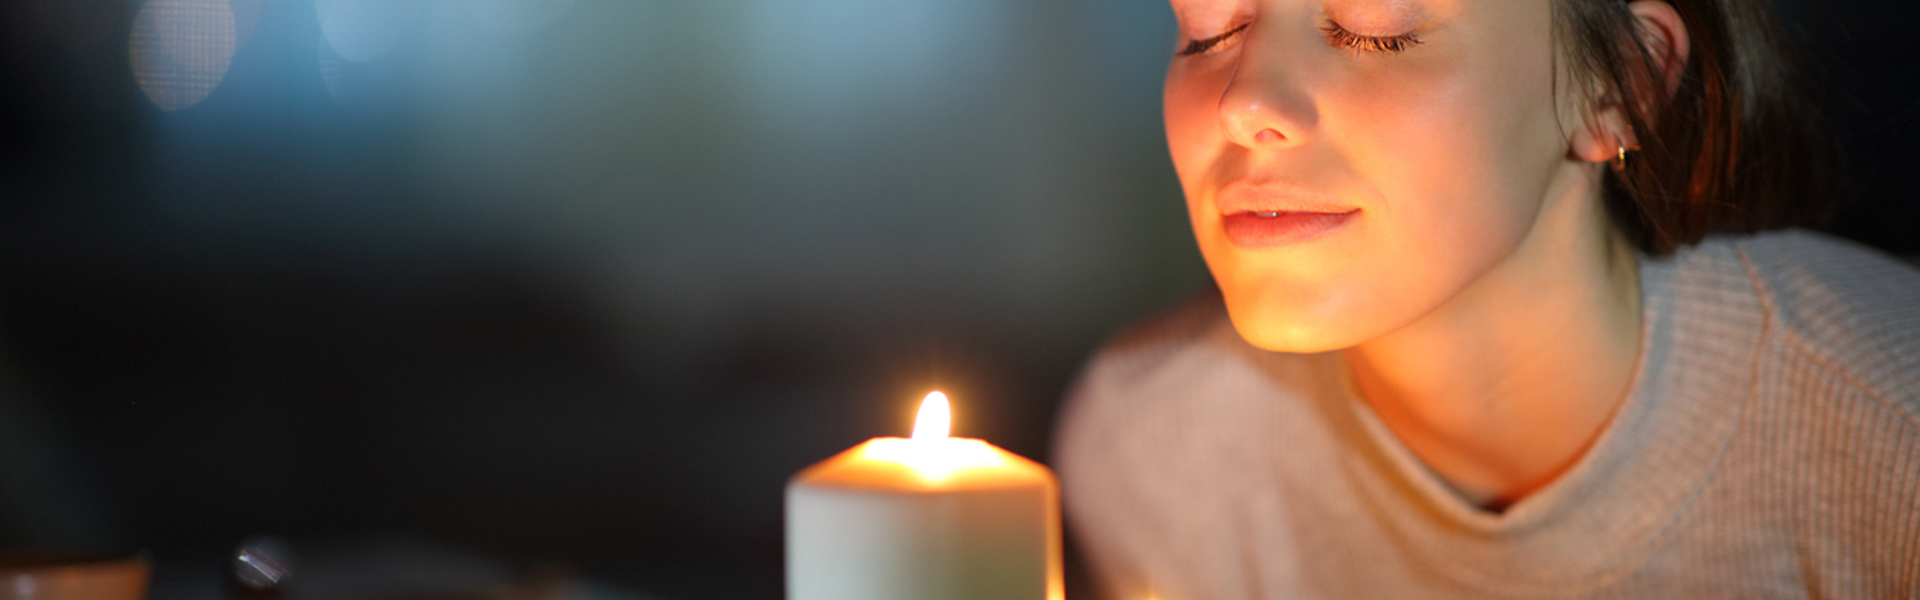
top-left (787, 391), bottom-right (1063, 600)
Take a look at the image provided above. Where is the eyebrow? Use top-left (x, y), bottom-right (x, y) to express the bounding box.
top-left (1172, 3), bottom-right (1243, 37)
top-left (1327, 0), bottom-right (1437, 32)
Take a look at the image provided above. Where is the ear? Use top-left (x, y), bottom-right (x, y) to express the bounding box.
top-left (1569, 101), bottom-right (1635, 165)
top-left (1571, 0), bottom-right (1691, 165)
top-left (1629, 0), bottom-right (1691, 101)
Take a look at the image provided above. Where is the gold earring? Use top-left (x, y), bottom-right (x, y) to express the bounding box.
top-left (1612, 139), bottom-right (1628, 171)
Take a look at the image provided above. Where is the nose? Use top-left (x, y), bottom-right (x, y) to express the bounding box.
top-left (1217, 28), bottom-right (1315, 149)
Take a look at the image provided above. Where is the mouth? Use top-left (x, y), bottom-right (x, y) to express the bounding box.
top-left (1220, 209), bottom-right (1358, 248)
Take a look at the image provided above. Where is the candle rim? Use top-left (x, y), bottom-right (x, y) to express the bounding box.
top-left (789, 436), bottom-right (1058, 493)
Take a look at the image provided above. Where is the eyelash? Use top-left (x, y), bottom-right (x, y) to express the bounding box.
top-left (1320, 21), bottom-right (1422, 54)
top-left (1175, 21), bottom-right (1422, 57)
top-left (1178, 22), bottom-right (1249, 57)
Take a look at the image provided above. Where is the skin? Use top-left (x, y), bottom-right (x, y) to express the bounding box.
top-left (1165, 0), bottom-right (1690, 506)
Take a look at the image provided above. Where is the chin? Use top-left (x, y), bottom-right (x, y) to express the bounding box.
top-left (1216, 289), bottom-right (1375, 355)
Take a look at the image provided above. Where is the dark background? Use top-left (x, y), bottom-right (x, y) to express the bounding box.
top-left (0, 0), bottom-right (1913, 598)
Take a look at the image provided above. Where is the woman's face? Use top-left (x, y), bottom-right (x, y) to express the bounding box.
top-left (1166, 0), bottom-right (1584, 352)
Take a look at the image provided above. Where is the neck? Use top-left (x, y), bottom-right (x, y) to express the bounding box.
top-left (1343, 165), bottom-right (1643, 509)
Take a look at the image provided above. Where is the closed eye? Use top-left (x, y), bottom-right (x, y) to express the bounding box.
top-left (1320, 21), bottom-right (1421, 54)
top-left (1178, 22), bottom-right (1251, 57)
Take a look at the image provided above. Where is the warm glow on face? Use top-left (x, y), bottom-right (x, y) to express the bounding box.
top-left (912, 391), bottom-right (951, 440)
top-left (1163, 0), bottom-right (1576, 352)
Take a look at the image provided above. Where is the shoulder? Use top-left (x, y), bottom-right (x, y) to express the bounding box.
top-left (1075, 287), bottom-right (1236, 393)
top-left (1053, 288), bottom-right (1236, 456)
top-left (1052, 287), bottom-right (1337, 485)
top-left (1693, 230), bottom-right (1920, 422)
top-left (1049, 289), bottom-right (1239, 575)
top-left (1051, 287), bottom-right (1341, 590)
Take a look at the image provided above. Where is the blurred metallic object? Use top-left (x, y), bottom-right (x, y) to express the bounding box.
top-left (231, 537), bottom-right (295, 598)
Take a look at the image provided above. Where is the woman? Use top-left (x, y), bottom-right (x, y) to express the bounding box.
top-left (1053, 0), bottom-right (1920, 596)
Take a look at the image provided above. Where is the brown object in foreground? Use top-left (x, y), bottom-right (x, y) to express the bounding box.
top-left (0, 549), bottom-right (151, 600)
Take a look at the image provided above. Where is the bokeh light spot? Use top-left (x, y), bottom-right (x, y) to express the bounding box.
top-left (744, 0), bottom-right (1006, 121)
top-left (466, 0), bottom-right (575, 35)
top-left (230, 0), bottom-right (264, 49)
top-left (316, 36), bottom-right (350, 100)
top-left (316, 0), bottom-right (423, 64)
top-left (129, 0), bottom-right (237, 111)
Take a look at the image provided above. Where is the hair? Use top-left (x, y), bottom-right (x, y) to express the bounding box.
top-left (1554, 0), bottom-right (1842, 255)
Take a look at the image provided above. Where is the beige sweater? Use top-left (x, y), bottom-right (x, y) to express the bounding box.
top-left (1054, 230), bottom-right (1920, 599)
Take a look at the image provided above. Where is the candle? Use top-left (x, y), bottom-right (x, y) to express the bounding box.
top-left (787, 391), bottom-right (1063, 600)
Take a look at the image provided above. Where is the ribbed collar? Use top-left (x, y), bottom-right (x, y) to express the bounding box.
top-left (1331, 240), bottom-right (1765, 592)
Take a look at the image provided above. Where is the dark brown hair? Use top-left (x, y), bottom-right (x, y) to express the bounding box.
top-left (1555, 0), bottom-right (1842, 255)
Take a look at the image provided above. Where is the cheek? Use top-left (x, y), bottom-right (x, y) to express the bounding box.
top-left (1163, 65), bottom-right (1230, 192)
top-left (1159, 25), bottom-right (1566, 352)
top-left (1335, 52), bottom-right (1560, 285)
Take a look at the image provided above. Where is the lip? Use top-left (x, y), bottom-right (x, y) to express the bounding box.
top-left (1221, 210), bottom-right (1357, 248)
top-left (1215, 180), bottom-right (1359, 248)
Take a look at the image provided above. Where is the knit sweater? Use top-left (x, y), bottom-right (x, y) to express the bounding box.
top-left (1054, 230), bottom-right (1920, 599)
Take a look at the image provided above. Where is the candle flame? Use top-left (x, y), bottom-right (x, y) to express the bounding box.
top-left (912, 391), bottom-right (950, 440)
top-left (848, 391), bottom-right (1008, 481)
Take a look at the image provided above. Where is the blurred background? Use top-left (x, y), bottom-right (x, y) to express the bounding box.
top-left (0, 0), bottom-right (1913, 598)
